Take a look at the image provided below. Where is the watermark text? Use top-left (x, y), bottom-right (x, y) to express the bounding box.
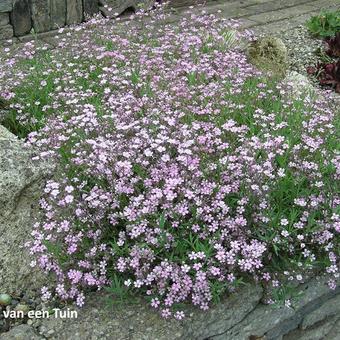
top-left (2, 308), bottom-right (78, 319)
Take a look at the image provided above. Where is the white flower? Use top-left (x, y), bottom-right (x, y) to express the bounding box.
top-left (280, 219), bottom-right (289, 226)
top-left (124, 279), bottom-right (132, 287)
top-left (281, 230), bottom-right (289, 237)
top-left (65, 195), bottom-right (74, 203)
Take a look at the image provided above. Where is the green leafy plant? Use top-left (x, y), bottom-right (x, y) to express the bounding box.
top-left (306, 10), bottom-right (340, 38)
top-left (104, 274), bottom-right (138, 306)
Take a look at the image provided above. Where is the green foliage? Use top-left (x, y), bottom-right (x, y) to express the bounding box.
top-left (306, 10), bottom-right (340, 38)
top-left (271, 283), bottom-right (304, 308)
top-left (42, 240), bottom-right (69, 266)
top-left (104, 274), bottom-right (138, 306)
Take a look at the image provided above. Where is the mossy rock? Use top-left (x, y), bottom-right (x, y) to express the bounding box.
top-left (247, 36), bottom-right (288, 76)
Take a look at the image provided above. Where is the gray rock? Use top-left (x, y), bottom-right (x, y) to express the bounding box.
top-left (11, 0), bottom-right (32, 36)
top-left (30, 0), bottom-right (51, 33)
top-left (0, 275), bottom-right (336, 339)
top-left (0, 293), bottom-right (12, 306)
top-left (14, 304), bottom-right (30, 315)
top-left (50, 0), bottom-right (66, 29)
top-left (266, 277), bottom-right (340, 339)
top-left (281, 71), bottom-right (315, 100)
top-left (136, 0), bottom-right (155, 11)
top-left (83, 0), bottom-right (99, 17)
top-left (34, 291), bottom-right (184, 340)
top-left (0, 12), bottom-right (9, 26)
top-left (17, 285), bottom-right (262, 340)
top-left (326, 317), bottom-right (340, 340)
top-left (0, 125), bottom-right (54, 296)
top-left (213, 276), bottom-right (340, 340)
top-left (0, 324), bottom-right (43, 340)
top-left (98, 5), bottom-right (115, 19)
top-left (284, 316), bottom-right (340, 340)
top-left (301, 294), bottom-right (340, 329)
top-left (99, 0), bottom-right (154, 17)
top-left (0, 24), bottom-right (13, 40)
top-left (0, 0), bottom-right (11, 13)
top-left (182, 284), bottom-right (263, 339)
top-left (66, 0), bottom-right (83, 25)
top-left (216, 301), bottom-right (295, 340)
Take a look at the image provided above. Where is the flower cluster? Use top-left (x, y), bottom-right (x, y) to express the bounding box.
top-left (1, 4), bottom-right (338, 318)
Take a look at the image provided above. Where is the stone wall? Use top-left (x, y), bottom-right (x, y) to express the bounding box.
top-left (0, 1), bottom-right (12, 42)
top-left (0, 0), bottom-right (155, 44)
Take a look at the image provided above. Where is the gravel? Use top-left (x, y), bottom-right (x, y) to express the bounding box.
top-left (277, 25), bottom-right (339, 95)
top-left (275, 25), bottom-right (339, 105)
top-left (0, 293), bottom-right (65, 335)
top-left (278, 26), bottom-right (325, 76)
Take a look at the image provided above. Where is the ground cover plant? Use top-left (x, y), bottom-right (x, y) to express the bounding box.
top-left (0, 5), bottom-right (339, 319)
top-left (306, 9), bottom-right (340, 38)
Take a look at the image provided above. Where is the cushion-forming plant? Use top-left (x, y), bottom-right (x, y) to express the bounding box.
top-left (0, 5), bottom-right (339, 319)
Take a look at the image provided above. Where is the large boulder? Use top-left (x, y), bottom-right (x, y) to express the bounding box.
top-left (0, 125), bottom-right (54, 296)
